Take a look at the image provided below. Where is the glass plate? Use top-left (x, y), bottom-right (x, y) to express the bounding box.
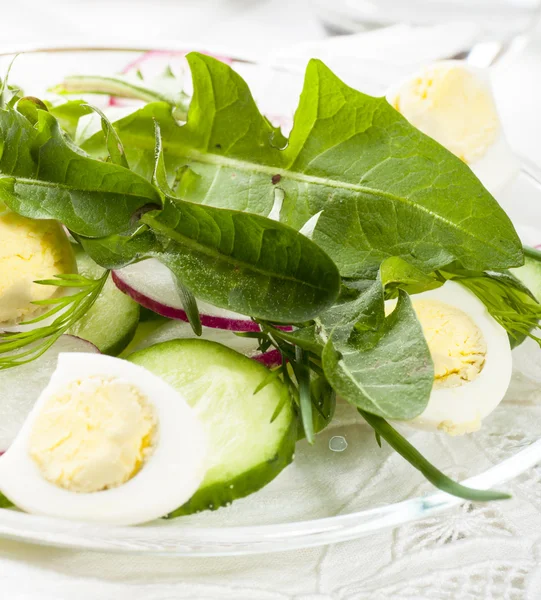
top-left (0, 47), bottom-right (540, 556)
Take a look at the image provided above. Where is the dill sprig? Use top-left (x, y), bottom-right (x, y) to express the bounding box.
top-left (0, 271), bottom-right (109, 369)
top-left (456, 272), bottom-right (541, 344)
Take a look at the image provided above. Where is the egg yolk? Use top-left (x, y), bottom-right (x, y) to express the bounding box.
top-left (412, 299), bottom-right (487, 389)
top-left (0, 211), bottom-right (76, 325)
top-left (29, 376), bottom-right (157, 493)
top-left (390, 64), bottom-right (499, 163)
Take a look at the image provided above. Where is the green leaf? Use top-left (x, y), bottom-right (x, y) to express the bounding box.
top-left (380, 256), bottom-right (443, 296)
top-left (0, 55), bottom-right (20, 109)
top-left (0, 109), bottom-right (36, 177)
top-left (0, 493), bottom-right (13, 509)
top-left (80, 53), bottom-right (522, 277)
top-left (293, 346), bottom-right (314, 444)
top-left (77, 225), bottom-right (159, 269)
top-left (295, 61), bottom-right (522, 277)
top-left (146, 198), bottom-right (340, 322)
top-left (318, 279), bottom-right (384, 339)
top-left (307, 373), bottom-right (336, 438)
top-left (0, 109), bottom-right (161, 236)
top-left (142, 124), bottom-right (340, 323)
top-left (174, 277), bottom-right (202, 336)
top-left (262, 324), bottom-right (323, 356)
top-left (322, 289), bottom-right (433, 420)
top-left (81, 102), bottom-right (173, 182)
top-left (84, 104), bottom-right (129, 168)
top-left (51, 71), bottom-right (189, 111)
top-left (16, 96), bottom-right (48, 126)
top-left (48, 99), bottom-right (93, 138)
top-left (361, 410), bottom-right (510, 501)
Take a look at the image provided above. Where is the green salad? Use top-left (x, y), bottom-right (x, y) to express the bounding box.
top-left (0, 52), bottom-right (539, 525)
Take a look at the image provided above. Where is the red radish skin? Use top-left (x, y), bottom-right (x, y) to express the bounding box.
top-left (112, 271), bottom-right (262, 332)
top-left (253, 349), bottom-right (281, 367)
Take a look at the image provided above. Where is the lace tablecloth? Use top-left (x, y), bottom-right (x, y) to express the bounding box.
top-left (1, 474), bottom-right (541, 599)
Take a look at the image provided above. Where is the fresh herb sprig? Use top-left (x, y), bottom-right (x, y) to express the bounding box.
top-left (444, 267), bottom-right (541, 345)
top-left (0, 272), bottom-right (108, 369)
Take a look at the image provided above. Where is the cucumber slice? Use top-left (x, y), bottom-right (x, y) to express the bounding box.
top-left (511, 257), bottom-right (541, 302)
top-left (130, 319), bottom-right (281, 366)
top-left (508, 259), bottom-right (541, 348)
top-left (69, 251), bottom-right (140, 355)
top-left (129, 339), bottom-right (296, 516)
top-left (118, 317), bottom-right (168, 358)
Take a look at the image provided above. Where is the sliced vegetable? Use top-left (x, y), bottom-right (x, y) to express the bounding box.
top-left (0, 335), bottom-right (99, 451)
top-left (119, 317), bottom-right (168, 358)
top-left (68, 251), bottom-right (140, 355)
top-left (511, 256), bottom-right (541, 302)
top-left (130, 319), bottom-right (281, 366)
top-left (129, 339), bottom-right (296, 515)
top-left (113, 258), bottom-right (259, 331)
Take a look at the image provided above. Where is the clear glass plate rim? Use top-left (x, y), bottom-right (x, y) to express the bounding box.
top-left (0, 434), bottom-right (540, 555)
top-left (0, 46), bottom-right (538, 555)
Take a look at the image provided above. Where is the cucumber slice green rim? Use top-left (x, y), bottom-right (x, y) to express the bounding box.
top-left (511, 256), bottom-right (541, 303)
top-left (69, 250), bottom-right (140, 356)
top-left (128, 338), bottom-right (297, 516)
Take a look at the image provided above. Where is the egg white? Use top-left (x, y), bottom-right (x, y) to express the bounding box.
top-left (389, 280), bottom-right (513, 435)
top-left (469, 134), bottom-right (520, 196)
top-left (0, 353), bottom-right (207, 525)
top-left (387, 60), bottom-right (520, 196)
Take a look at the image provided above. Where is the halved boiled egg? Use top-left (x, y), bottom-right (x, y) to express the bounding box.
top-left (0, 353), bottom-right (207, 525)
top-left (386, 280), bottom-right (512, 435)
top-left (0, 210), bottom-right (76, 327)
top-left (387, 60), bottom-right (519, 195)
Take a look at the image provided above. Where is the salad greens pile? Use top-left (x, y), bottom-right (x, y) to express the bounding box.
top-left (0, 52), bottom-right (538, 503)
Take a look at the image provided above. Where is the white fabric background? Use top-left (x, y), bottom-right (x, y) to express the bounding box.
top-left (2, 1), bottom-right (541, 598)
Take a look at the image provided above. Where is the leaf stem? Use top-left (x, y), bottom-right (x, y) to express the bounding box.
top-left (523, 245), bottom-right (541, 264)
top-left (295, 346), bottom-right (314, 445)
top-left (360, 410), bottom-right (510, 502)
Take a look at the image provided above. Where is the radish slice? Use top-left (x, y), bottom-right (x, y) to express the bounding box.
top-left (132, 320), bottom-right (281, 367)
top-left (113, 259), bottom-right (260, 331)
top-left (0, 335), bottom-right (99, 452)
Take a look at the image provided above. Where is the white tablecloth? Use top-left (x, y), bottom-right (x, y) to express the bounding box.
top-left (3, 1), bottom-right (541, 598)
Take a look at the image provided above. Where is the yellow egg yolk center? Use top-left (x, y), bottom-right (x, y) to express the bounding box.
top-left (390, 64), bottom-right (499, 163)
top-left (0, 211), bottom-right (75, 325)
top-left (29, 376), bottom-right (158, 493)
top-left (411, 299), bottom-right (487, 389)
